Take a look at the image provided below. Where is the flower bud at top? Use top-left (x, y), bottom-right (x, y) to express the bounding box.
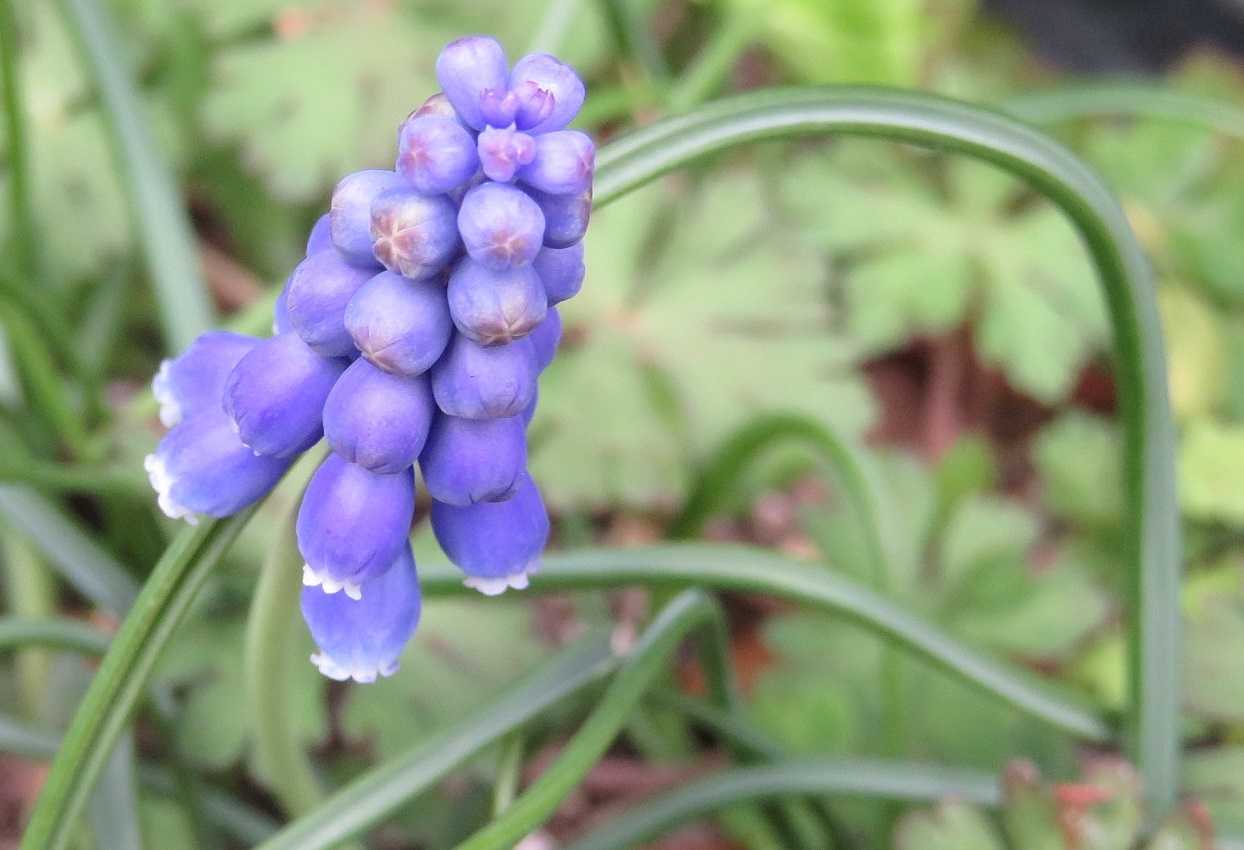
top-left (223, 331), bottom-right (347, 459)
top-left (396, 115), bottom-right (480, 195)
top-left (457, 183), bottom-right (545, 270)
top-left (528, 307), bottom-right (562, 372)
top-left (323, 358), bottom-right (435, 474)
top-left (298, 453), bottom-right (415, 598)
top-left (509, 53), bottom-right (585, 134)
top-left (447, 258), bottom-right (547, 345)
top-left (420, 414), bottom-right (526, 506)
top-left (286, 249), bottom-right (376, 357)
top-left (431, 332), bottom-right (538, 419)
top-left (301, 543), bottom-right (421, 683)
top-left (431, 472), bottom-right (549, 595)
top-left (330, 170), bottom-right (404, 266)
top-left (477, 124), bottom-right (536, 183)
top-left (527, 186), bottom-right (591, 248)
top-left (532, 243), bottom-right (585, 305)
top-left (370, 188), bottom-right (460, 280)
top-left (435, 35), bottom-right (508, 131)
top-left (345, 271), bottom-right (452, 377)
top-left (152, 331), bottom-right (259, 428)
top-left (145, 413), bottom-right (290, 524)
top-left (479, 88), bottom-right (519, 128)
top-left (519, 130), bottom-right (594, 196)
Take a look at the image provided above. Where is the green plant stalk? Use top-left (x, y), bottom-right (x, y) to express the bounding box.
top-left (54, 0), bottom-right (214, 352)
top-left (244, 508), bottom-right (324, 819)
top-left (0, 0), bottom-right (44, 285)
top-left (0, 460), bottom-right (149, 498)
top-left (18, 511), bottom-right (253, 850)
top-left (666, 6), bottom-right (762, 112)
top-left (452, 591), bottom-right (726, 850)
top-left (255, 633), bottom-right (620, 850)
top-left (590, 88), bottom-right (1178, 810)
top-left (419, 545), bottom-right (1109, 742)
top-left (562, 758), bottom-right (1001, 850)
top-left (527, 0), bottom-right (581, 55)
top-left (2, 532), bottom-right (54, 719)
top-left (599, 0), bottom-right (669, 82)
top-left (491, 733), bottom-right (525, 818)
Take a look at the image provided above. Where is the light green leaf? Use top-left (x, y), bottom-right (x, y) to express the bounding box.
top-left (534, 175), bottom-right (873, 508)
top-left (1033, 412), bottom-right (1122, 527)
top-left (783, 146), bottom-right (1107, 402)
top-left (893, 801), bottom-right (1004, 850)
top-left (341, 599), bottom-right (546, 756)
top-left (1179, 422), bottom-right (1244, 525)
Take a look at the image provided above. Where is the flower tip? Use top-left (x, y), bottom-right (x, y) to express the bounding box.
top-left (302, 564), bottom-right (364, 600)
top-left (152, 360), bottom-right (181, 428)
top-left (144, 452), bottom-right (198, 525)
top-left (463, 563), bottom-right (536, 596)
top-left (309, 651), bottom-right (400, 683)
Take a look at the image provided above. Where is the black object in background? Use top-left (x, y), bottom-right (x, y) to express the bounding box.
top-left (984, 0), bottom-right (1244, 71)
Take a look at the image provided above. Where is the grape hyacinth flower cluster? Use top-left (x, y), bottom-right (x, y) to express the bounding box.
top-left (145, 36), bottom-right (592, 684)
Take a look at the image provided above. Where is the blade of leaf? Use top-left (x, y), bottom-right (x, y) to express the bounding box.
top-left (0, 488), bottom-right (138, 615)
top-left (564, 759), bottom-right (1001, 850)
top-left (86, 732), bottom-right (143, 850)
top-left (0, 617), bottom-right (109, 655)
top-left (54, 0), bottom-right (214, 352)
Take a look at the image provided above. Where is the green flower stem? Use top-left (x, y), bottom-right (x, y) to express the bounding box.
top-left (2, 532), bottom-right (55, 719)
top-left (563, 759), bottom-right (1001, 850)
top-left (255, 633), bottom-right (620, 850)
top-left (451, 591), bottom-right (726, 850)
top-left (18, 511), bottom-right (254, 850)
top-left (666, 6), bottom-right (763, 112)
top-left (0, 460), bottom-right (149, 499)
top-left (244, 507), bottom-right (324, 819)
top-left (599, 0), bottom-right (669, 82)
top-left (419, 545), bottom-right (1110, 743)
top-left (590, 88), bottom-right (1178, 810)
top-left (54, 0), bottom-right (214, 353)
top-left (527, 0), bottom-right (581, 55)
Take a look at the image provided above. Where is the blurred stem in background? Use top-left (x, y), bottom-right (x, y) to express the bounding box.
top-left (2, 529), bottom-right (54, 719)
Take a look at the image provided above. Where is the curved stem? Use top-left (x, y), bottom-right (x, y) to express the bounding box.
top-left (590, 87), bottom-right (1179, 810)
top-left (0, 617), bottom-right (110, 655)
top-left (244, 507), bottom-right (324, 818)
top-left (418, 545), bottom-right (1111, 743)
top-left (18, 511), bottom-right (254, 850)
top-left (451, 590), bottom-right (726, 850)
top-left (562, 759), bottom-right (1001, 850)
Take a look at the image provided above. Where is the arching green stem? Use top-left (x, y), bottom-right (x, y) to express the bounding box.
top-left (590, 88), bottom-right (1179, 810)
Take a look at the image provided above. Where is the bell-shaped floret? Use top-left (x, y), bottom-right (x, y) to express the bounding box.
top-left (528, 186), bottom-right (591, 249)
top-left (297, 453), bottom-right (415, 599)
top-left (532, 243), bottom-right (584, 305)
top-left (527, 307), bottom-right (561, 372)
top-left (396, 114), bottom-right (481, 196)
top-left (152, 331), bottom-right (259, 428)
top-left (509, 53), bottom-right (585, 134)
top-left (301, 544), bottom-right (421, 683)
top-left (431, 472), bottom-right (549, 595)
top-left (435, 36), bottom-right (509, 131)
top-left (457, 183), bottom-right (545, 271)
top-left (519, 130), bottom-right (594, 196)
top-left (306, 213), bottom-right (332, 255)
top-left (345, 271), bottom-right (452, 377)
top-left (432, 332), bottom-right (537, 419)
top-left (447, 258), bottom-right (547, 345)
top-left (286, 249), bottom-right (375, 357)
top-left (369, 188), bottom-right (460, 281)
top-left (419, 414), bottom-right (526, 506)
top-left (145, 413), bottom-right (290, 524)
top-left (330, 170), bottom-right (404, 265)
top-left (223, 332), bottom-right (346, 459)
top-left (323, 358), bottom-right (435, 474)
top-left (477, 124), bottom-right (535, 183)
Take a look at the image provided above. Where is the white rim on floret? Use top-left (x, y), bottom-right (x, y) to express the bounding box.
top-left (309, 651), bottom-right (400, 684)
top-left (143, 453), bottom-right (198, 526)
top-left (302, 563), bottom-right (363, 600)
top-left (463, 561), bottom-right (539, 597)
top-left (151, 360), bottom-right (182, 428)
